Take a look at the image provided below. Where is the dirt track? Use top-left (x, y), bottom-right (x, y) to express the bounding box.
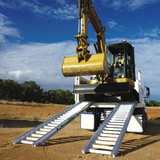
top-left (0, 104), bottom-right (160, 160)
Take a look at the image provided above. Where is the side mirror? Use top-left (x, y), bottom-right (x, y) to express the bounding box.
top-left (145, 86), bottom-right (150, 98)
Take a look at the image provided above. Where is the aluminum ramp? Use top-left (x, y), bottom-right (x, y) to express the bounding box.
top-left (14, 101), bottom-right (93, 147)
top-left (82, 102), bottom-right (136, 158)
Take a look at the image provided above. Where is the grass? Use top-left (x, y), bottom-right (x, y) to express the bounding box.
top-left (72, 115), bottom-right (81, 123)
top-left (0, 99), bottom-right (70, 107)
top-left (0, 110), bottom-right (42, 122)
top-left (33, 115), bottom-right (40, 122)
top-left (0, 111), bottom-right (7, 117)
top-left (13, 145), bottom-right (21, 148)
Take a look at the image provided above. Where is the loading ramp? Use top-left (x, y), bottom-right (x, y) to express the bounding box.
top-left (14, 101), bottom-right (93, 147)
top-left (82, 102), bottom-right (136, 158)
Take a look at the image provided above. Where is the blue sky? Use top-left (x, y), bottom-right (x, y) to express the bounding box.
top-left (0, 0), bottom-right (160, 101)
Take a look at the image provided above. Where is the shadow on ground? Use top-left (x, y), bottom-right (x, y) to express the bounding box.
top-left (118, 125), bottom-right (160, 156)
top-left (44, 135), bottom-right (92, 146)
top-left (0, 119), bottom-right (42, 128)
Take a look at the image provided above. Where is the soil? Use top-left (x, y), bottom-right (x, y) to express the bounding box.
top-left (0, 104), bottom-right (160, 160)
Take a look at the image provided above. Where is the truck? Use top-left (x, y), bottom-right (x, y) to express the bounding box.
top-left (62, 0), bottom-right (150, 156)
top-left (14, 0), bottom-right (150, 158)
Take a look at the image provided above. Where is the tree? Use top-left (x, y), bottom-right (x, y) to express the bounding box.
top-left (148, 100), bottom-right (158, 107)
top-left (0, 79), bottom-right (21, 99)
top-left (20, 81), bottom-right (43, 102)
top-left (64, 90), bottom-right (74, 104)
top-left (0, 79), bottom-right (74, 104)
top-left (45, 90), bottom-right (56, 103)
top-left (54, 89), bottom-right (66, 104)
top-left (144, 100), bottom-right (150, 106)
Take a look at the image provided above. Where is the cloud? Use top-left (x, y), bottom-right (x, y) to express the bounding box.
top-left (100, 0), bottom-right (160, 10)
top-left (0, 41), bottom-right (77, 91)
top-left (0, 13), bottom-right (22, 43)
top-left (110, 0), bottom-right (123, 9)
top-left (126, 0), bottom-right (160, 10)
top-left (107, 19), bottom-right (124, 31)
top-left (0, 0), bottom-right (77, 20)
top-left (107, 19), bottom-right (117, 28)
top-left (143, 27), bottom-right (160, 38)
top-left (128, 38), bottom-right (160, 95)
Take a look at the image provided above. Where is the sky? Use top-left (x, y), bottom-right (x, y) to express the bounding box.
top-left (0, 0), bottom-right (160, 101)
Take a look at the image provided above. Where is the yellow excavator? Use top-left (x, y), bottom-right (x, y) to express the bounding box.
top-left (62, 0), bottom-right (141, 102)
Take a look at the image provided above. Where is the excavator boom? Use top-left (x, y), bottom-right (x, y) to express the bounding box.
top-left (62, 0), bottom-right (109, 77)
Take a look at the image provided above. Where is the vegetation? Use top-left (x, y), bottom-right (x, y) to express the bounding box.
top-left (0, 79), bottom-right (159, 106)
top-left (0, 79), bottom-right (74, 105)
top-left (145, 100), bottom-right (160, 107)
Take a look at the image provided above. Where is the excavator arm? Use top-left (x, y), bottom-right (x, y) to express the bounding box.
top-left (62, 0), bottom-right (110, 77)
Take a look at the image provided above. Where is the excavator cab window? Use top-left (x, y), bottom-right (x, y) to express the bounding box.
top-left (106, 42), bottom-right (135, 80)
top-left (107, 43), bottom-right (125, 78)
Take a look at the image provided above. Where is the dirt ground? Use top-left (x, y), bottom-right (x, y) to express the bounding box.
top-left (0, 104), bottom-right (160, 160)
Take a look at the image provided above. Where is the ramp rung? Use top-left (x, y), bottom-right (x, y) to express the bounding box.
top-left (54, 120), bottom-right (63, 122)
top-left (97, 137), bottom-right (117, 141)
top-left (48, 124), bottom-right (57, 127)
top-left (105, 125), bottom-right (123, 128)
top-left (26, 137), bottom-right (39, 141)
top-left (110, 120), bottom-right (125, 123)
top-left (101, 130), bottom-right (120, 135)
top-left (104, 127), bottom-right (122, 131)
top-left (95, 140), bottom-right (115, 145)
top-left (36, 131), bottom-right (47, 134)
top-left (31, 134), bottom-right (43, 137)
top-left (51, 122), bottom-right (61, 124)
top-left (100, 133), bottom-right (119, 137)
top-left (111, 117), bottom-right (126, 120)
top-left (91, 144), bottom-right (113, 150)
top-left (44, 126), bottom-right (54, 129)
top-left (113, 116), bottom-right (127, 119)
top-left (107, 122), bottom-right (124, 125)
top-left (21, 140), bottom-right (33, 144)
top-left (59, 116), bottom-right (70, 119)
top-left (88, 149), bottom-right (111, 155)
top-left (40, 128), bottom-right (51, 132)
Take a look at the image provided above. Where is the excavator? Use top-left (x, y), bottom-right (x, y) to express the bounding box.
top-left (14, 0), bottom-right (150, 158)
top-left (62, 0), bottom-right (138, 102)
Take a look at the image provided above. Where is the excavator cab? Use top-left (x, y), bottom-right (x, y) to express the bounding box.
top-left (106, 41), bottom-right (136, 87)
top-left (89, 41), bottom-right (136, 87)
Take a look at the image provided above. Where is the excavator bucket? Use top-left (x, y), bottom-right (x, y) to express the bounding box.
top-left (62, 53), bottom-right (109, 77)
